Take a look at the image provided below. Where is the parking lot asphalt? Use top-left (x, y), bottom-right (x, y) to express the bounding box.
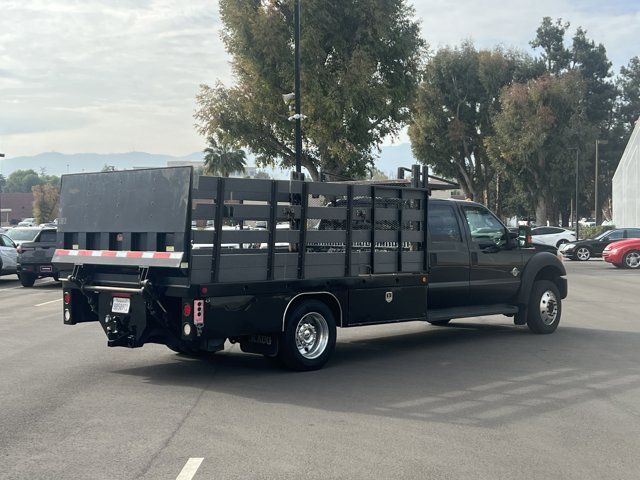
top-left (1, 261), bottom-right (640, 480)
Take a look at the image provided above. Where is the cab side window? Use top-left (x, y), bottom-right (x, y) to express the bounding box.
top-left (606, 230), bottom-right (624, 240)
top-left (462, 206), bottom-right (507, 246)
top-left (626, 229), bottom-right (640, 239)
top-left (0, 235), bottom-right (14, 248)
top-left (428, 205), bottom-right (462, 242)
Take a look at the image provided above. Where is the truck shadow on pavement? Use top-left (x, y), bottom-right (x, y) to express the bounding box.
top-left (115, 324), bottom-right (640, 428)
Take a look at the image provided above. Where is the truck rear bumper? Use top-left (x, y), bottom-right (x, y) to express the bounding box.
top-left (17, 263), bottom-right (57, 277)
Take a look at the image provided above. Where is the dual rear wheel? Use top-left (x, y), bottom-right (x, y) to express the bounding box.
top-left (278, 299), bottom-right (337, 371)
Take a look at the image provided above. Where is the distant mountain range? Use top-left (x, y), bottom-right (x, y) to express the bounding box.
top-left (0, 143), bottom-right (417, 179)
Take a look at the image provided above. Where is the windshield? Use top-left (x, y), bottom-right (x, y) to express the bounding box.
top-left (6, 229), bottom-right (39, 242)
top-left (594, 231), bottom-right (611, 240)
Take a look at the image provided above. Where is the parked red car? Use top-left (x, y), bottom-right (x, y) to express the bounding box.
top-left (602, 238), bottom-right (640, 269)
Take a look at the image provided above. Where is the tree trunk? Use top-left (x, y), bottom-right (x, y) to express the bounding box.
top-left (548, 203), bottom-right (559, 226)
top-left (535, 195), bottom-right (547, 226)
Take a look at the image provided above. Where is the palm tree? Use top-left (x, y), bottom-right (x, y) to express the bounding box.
top-left (203, 137), bottom-right (247, 177)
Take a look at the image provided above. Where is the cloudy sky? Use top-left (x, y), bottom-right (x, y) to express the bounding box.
top-left (1, 0), bottom-right (638, 158)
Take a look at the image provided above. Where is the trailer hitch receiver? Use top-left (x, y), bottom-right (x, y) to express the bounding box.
top-left (104, 314), bottom-right (137, 348)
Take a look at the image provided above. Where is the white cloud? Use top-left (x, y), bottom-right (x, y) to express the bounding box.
top-left (0, 0), bottom-right (638, 157)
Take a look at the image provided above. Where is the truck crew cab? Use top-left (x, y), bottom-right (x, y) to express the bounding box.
top-left (53, 166), bottom-right (567, 370)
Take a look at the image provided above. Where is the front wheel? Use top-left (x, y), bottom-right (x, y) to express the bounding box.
top-left (526, 280), bottom-right (561, 334)
top-left (623, 250), bottom-right (640, 269)
top-left (556, 239), bottom-right (569, 248)
top-left (575, 247), bottom-right (591, 261)
top-left (279, 299), bottom-right (336, 371)
top-left (19, 273), bottom-right (36, 287)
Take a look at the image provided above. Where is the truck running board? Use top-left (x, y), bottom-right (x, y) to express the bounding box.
top-left (428, 304), bottom-right (519, 322)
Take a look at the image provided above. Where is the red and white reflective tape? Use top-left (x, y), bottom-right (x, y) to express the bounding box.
top-left (52, 249), bottom-right (184, 268)
top-left (54, 249), bottom-right (183, 259)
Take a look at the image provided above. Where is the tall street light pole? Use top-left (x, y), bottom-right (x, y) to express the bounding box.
top-left (293, 0), bottom-right (302, 179)
top-left (569, 148), bottom-right (580, 239)
top-left (576, 148), bottom-right (580, 240)
top-left (595, 139), bottom-right (608, 225)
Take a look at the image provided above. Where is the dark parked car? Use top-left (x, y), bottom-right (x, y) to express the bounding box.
top-left (16, 228), bottom-right (59, 286)
top-left (558, 228), bottom-right (640, 261)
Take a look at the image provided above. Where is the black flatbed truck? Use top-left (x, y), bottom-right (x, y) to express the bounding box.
top-left (53, 166), bottom-right (567, 370)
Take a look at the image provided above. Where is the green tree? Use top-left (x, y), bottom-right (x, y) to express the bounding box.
top-left (517, 17), bottom-right (617, 223)
top-left (570, 27), bottom-right (616, 129)
top-left (487, 73), bottom-right (593, 225)
top-left (101, 164), bottom-right (116, 172)
top-left (195, 0), bottom-right (425, 180)
top-left (617, 56), bottom-right (640, 135)
top-left (0, 174), bottom-right (6, 193)
top-left (530, 17), bottom-right (572, 74)
top-left (409, 43), bottom-right (541, 202)
top-left (4, 169), bottom-right (43, 193)
top-left (203, 137), bottom-right (247, 177)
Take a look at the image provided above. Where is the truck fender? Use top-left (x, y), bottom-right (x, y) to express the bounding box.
top-left (515, 252), bottom-right (567, 324)
top-left (282, 291), bottom-right (344, 331)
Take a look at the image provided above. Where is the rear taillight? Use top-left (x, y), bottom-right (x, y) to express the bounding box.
top-left (183, 303), bottom-right (192, 317)
top-left (63, 291), bottom-right (72, 323)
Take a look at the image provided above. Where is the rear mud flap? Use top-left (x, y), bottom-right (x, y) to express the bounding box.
top-left (240, 334), bottom-right (279, 357)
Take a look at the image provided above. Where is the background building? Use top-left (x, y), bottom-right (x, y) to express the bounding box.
top-left (0, 192), bottom-right (34, 226)
top-left (612, 120), bottom-right (640, 227)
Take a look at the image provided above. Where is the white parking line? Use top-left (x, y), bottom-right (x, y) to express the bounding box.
top-left (176, 458), bottom-right (204, 480)
top-left (35, 298), bottom-right (62, 307)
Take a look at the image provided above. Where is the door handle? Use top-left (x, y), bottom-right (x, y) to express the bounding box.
top-left (471, 252), bottom-right (478, 265)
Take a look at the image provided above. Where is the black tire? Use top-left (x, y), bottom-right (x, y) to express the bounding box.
top-left (526, 280), bottom-right (561, 334)
top-left (556, 239), bottom-right (569, 248)
top-left (622, 250), bottom-right (640, 269)
top-left (428, 319), bottom-right (451, 326)
top-left (279, 299), bottom-right (336, 371)
top-left (19, 273), bottom-right (36, 287)
top-left (575, 246), bottom-right (591, 261)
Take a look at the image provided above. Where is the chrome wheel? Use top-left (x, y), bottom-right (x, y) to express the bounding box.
top-left (576, 247), bottom-right (590, 261)
top-left (625, 251), bottom-right (640, 269)
top-left (539, 290), bottom-right (559, 325)
top-left (295, 312), bottom-right (329, 360)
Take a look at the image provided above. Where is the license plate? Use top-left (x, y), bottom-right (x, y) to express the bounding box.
top-left (40, 265), bottom-right (53, 273)
top-left (112, 297), bottom-right (131, 314)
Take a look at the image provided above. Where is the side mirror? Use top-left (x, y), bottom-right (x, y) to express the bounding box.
top-left (478, 240), bottom-right (496, 250)
top-left (518, 225), bottom-right (532, 248)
